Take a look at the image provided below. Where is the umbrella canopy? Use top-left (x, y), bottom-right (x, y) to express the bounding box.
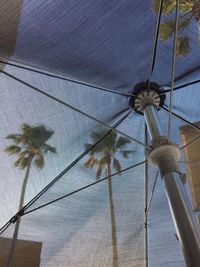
top-left (0, 0), bottom-right (200, 266)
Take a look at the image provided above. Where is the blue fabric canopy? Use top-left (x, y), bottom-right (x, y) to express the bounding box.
top-left (0, 1), bottom-right (200, 266)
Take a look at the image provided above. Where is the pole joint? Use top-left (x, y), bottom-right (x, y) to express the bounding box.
top-left (147, 137), bottom-right (181, 177)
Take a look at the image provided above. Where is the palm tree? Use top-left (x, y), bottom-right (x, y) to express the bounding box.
top-left (152, 0), bottom-right (200, 57)
top-left (84, 131), bottom-right (133, 267)
top-left (4, 123), bottom-right (56, 267)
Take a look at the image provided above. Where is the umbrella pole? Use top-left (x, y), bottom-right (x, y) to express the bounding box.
top-left (144, 105), bottom-right (200, 267)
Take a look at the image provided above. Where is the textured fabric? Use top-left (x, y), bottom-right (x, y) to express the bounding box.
top-left (0, 1), bottom-right (200, 266)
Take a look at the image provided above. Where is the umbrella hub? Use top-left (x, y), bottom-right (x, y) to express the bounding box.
top-left (129, 82), bottom-right (165, 114)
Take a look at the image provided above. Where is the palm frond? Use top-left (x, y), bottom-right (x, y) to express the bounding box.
top-left (159, 21), bottom-right (174, 42)
top-left (84, 157), bottom-right (97, 168)
top-left (178, 17), bottom-right (192, 30)
top-left (113, 158), bottom-right (121, 174)
top-left (96, 164), bottom-right (102, 180)
top-left (34, 155), bottom-right (44, 169)
top-left (152, 0), bottom-right (176, 14)
top-left (116, 136), bottom-right (130, 149)
top-left (5, 123), bottom-right (56, 171)
top-left (14, 157), bottom-right (29, 169)
top-left (176, 36), bottom-right (191, 57)
top-left (85, 143), bottom-right (100, 155)
top-left (121, 150), bottom-right (134, 159)
top-left (4, 145), bottom-right (21, 155)
top-left (98, 156), bottom-right (107, 166)
top-left (84, 131), bottom-right (132, 178)
top-left (20, 124), bottom-right (54, 147)
top-left (43, 144), bottom-right (56, 154)
top-left (90, 132), bottom-right (102, 141)
top-left (18, 150), bottom-right (29, 157)
top-left (105, 131), bottom-right (117, 149)
top-left (6, 134), bottom-right (23, 144)
top-left (179, 1), bottom-right (193, 12)
top-left (86, 131), bottom-right (125, 155)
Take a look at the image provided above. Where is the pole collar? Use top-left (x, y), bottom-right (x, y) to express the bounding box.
top-left (148, 144), bottom-right (180, 166)
top-left (148, 142), bottom-right (181, 177)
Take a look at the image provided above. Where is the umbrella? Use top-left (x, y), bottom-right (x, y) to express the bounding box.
top-left (0, 0), bottom-right (200, 266)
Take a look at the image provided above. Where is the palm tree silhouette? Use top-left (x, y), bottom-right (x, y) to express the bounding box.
top-left (152, 0), bottom-right (200, 57)
top-left (84, 131), bottom-right (133, 267)
top-left (4, 123), bottom-right (56, 267)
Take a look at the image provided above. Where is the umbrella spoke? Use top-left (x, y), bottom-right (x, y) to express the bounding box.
top-left (167, 0), bottom-right (179, 140)
top-left (0, 70), bottom-right (146, 147)
top-left (174, 65), bottom-right (200, 84)
top-left (162, 106), bottom-right (200, 133)
top-left (22, 160), bottom-right (147, 216)
top-left (0, 60), bottom-right (132, 98)
top-left (162, 78), bottom-right (200, 93)
top-left (0, 221), bottom-right (12, 235)
top-left (181, 135), bottom-right (200, 150)
top-left (145, 171), bottom-right (159, 216)
top-left (161, 106), bottom-right (200, 150)
top-left (179, 161), bottom-right (200, 166)
top-left (147, 0), bottom-right (164, 91)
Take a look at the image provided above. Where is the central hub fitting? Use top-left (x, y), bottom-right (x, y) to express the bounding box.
top-left (129, 82), bottom-right (166, 114)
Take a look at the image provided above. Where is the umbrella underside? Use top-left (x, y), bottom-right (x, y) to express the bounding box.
top-left (0, 0), bottom-right (200, 266)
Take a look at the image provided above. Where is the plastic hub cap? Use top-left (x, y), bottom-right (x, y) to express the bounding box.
top-left (129, 82), bottom-right (166, 114)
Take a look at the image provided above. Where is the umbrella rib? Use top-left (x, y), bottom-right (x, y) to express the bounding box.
top-left (145, 171), bottom-right (159, 216)
top-left (179, 161), bottom-right (200, 166)
top-left (162, 79), bottom-right (200, 93)
top-left (0, 221), bottom-right (12, 235)
top-left (147, 0), bottom-right (164, 91)
top-left (181, 136), bottom-right (200, 150)
top-left (163, 106), bottom-right (200, 133)
top-left (22, 160), bottom-right (147, 216)
top-left (0, 70), bottom-right (145, 147)
top-left (162, 106), bottom-right (200, 150)
top-left (0, 59), bottom-right (132, 97)
top-left (167, 0), bottom-right (179, 140)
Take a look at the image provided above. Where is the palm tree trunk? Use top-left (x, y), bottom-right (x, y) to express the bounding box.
top-left (106, 163), bottom-right (119, 267)
top-left (6, 157), bottom-right (32, 267)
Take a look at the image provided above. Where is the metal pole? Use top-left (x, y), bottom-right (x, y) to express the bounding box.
top-left (144, 105), bottom-right (200, 267)
top-left (144, 125), bottom-right (149, 267)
